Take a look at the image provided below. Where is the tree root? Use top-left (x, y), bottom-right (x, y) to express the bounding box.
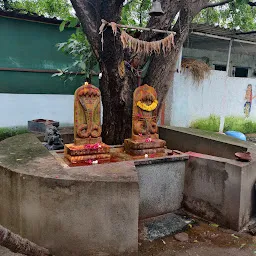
top-left (0, 225), bottom-right (52, 256)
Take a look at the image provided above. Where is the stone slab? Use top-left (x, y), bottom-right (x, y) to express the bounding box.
top-left (124, 138), bottom-right (166, 150)
top-left (74, 137), bottom-right (102, 145)
top-left (142, 213), bottom-right (190, 241)
top-left (137, 160), bottom-right (186, 218)
top-left (65, 153), bottom-right (111, 163)
top-left (64, 143), bottom-right (110, 156)
top-left (28, 119), bottom-right (59, 133)
top-left (125, 147), bottom-right (166, 156)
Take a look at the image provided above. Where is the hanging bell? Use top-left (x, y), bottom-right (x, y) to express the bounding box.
top-left (149, 0), bottom-right (164, 16)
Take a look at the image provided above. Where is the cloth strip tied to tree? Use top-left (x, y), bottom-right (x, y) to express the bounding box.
top-left (99, 19), bottom-right (176, 55)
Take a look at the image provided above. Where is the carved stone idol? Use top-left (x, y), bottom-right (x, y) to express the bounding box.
top-left (64, 83), bottom-right (110, 163)
top-left (74, 83), bottom-right (102, 145)
top-left (44, 125), bottom-right (64, 150)
top-left (124, 84), bottom-right (166, 155)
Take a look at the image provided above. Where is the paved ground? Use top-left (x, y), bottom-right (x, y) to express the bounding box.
top-left (140, 220), bottom-right (256, 256)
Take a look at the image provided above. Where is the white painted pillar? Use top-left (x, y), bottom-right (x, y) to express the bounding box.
top-left (177, 47), bottom-right (183, 72)
top-left (219, 39), bottom-right (233, 133)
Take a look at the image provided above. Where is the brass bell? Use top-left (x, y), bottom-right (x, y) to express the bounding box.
top-left (149, 0), bottom-right (164, 16)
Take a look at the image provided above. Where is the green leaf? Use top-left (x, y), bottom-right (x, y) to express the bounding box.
top-left (79, 62), bottom-right (86, 70)
top-left (59, 21), bottom-right (66, 32)
top-left (68, 17), bottom-right (78, 28)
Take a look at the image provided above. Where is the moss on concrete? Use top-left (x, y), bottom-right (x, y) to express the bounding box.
top-left (0, 133), bottom-right (53, 169)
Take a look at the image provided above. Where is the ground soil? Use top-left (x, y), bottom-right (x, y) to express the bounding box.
top-left (139, 221), bottom-right (256, 256)
top-left (1, 220), bottom-right (255, 255)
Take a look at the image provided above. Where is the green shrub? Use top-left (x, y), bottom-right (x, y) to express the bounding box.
top-left (191, 115), bottom-right (256, 134)
top-left (191, 115), bottom-right (220, 132)
top-left (0, 127), bottom-right (29, 141)
top-left (224, 116), bottom-right (256, 134)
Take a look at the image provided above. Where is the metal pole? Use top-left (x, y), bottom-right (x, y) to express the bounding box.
top-left (192, 32), bottom-right (256, 46)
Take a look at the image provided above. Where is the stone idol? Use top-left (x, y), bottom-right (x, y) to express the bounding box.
top-left (64, 82), bottom-right (110, 163)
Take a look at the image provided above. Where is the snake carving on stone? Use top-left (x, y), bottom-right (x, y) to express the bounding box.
top-left (74, 83), bottom-right (102, 139)
top-left (132, 85), bottom-right (159, 138)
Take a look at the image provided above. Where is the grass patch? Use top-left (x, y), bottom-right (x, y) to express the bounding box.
top-left (0, 127), bottom-right (29, 141)
top-left (191, 115), bottom-right (220, 132)
top-left (191, 115), bottom-right (256, 134)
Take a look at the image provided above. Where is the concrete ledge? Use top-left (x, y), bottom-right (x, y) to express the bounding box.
top-left (137, 160), bottom-right (186, 219)
top-left (159, 126), bottom-right (256, 159)
top-left (184, 152), bottom-right (256, 231)
top-left (0, 134), bottom-right (139, 256)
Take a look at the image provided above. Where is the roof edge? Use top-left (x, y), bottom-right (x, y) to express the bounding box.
top-left (0, 9), bottom-right (63, 25)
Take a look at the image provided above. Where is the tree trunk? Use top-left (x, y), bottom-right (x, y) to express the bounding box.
top-left (99, 28), bottom-right (137, 144)
top-left (0, 225), bottom-right (51, 256)
top-left (70, 0), bottom-right (212, 145)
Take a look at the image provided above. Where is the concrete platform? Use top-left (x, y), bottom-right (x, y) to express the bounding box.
top-left (0, 134), bottom-right (139, 256)
top-left (0, 134), bottom-right (189, 256)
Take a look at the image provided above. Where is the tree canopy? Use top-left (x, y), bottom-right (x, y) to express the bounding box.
top-left (194, 0), bottom-right (256, 31)
top-left (2, 0), bottom-right (256, 31)
top-left (1, 0), bottom-right (73, 19)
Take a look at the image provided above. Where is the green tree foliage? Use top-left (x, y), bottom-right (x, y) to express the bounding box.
top-left (1, 0), bottom-right (72, 19)
top-left (122, 0), bottom-right (151, 26)
top-left (194, 0), bottom-right (256, 31)
top-left (56, 22), bottom-right (97, 81)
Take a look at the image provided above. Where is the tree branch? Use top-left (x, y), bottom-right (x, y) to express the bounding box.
top-left (0, 225), bottom-right (51, 256)
top-left (202, 0), bottom-right (234, 9)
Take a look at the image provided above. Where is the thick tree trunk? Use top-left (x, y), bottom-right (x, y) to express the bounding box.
top-left (0, 225), bottom-right (51, 256)
top-left (70, 0), bottom-right (211, 145)
top-left (71, 0), bottom-right (137, 145)
top-left (99, 28), bottom-right (137, 144)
